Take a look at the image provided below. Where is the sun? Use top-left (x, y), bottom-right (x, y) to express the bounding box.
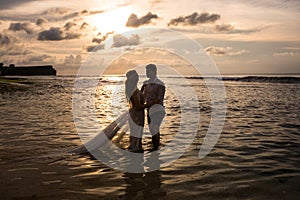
top-left (88, 6), bottom-right (134, 34)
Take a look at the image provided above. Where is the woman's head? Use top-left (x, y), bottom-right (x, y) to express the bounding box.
top-left (126, 70), bottom-right (139, 83)
top-left (125, 70), bottom-right (139, 100)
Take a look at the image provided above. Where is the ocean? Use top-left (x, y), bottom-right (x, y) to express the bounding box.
top-left (0, 75), bottom-right (299, 199)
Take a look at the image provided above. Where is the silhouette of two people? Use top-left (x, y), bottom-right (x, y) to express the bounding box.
top-left (125, 64), bottom-right (165, 152)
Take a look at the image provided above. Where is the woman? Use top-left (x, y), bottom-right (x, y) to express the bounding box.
top-left (125, 70), bottom-right (146, 152)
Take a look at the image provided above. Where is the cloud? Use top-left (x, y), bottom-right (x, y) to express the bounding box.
top-left (273, 52), bottom-right (298, 56)
top-left (111, 34), bottom-right (140, 47)
top-left (282, 47), bottom-right (300, 51)
top-left (38, 27), bottom-right (64, 40)
top-left (1, 47), bottom-right (31, 56)
top-left (150, 0), bottom-right (163, 8)
top-left (0, 0), bottom-right (34, 10)
top-left (40, 8), bottom-right (104, 21)
top-left (0, 33), bottom-right (12, 46)
top-left (62, 9), bottom-right (104, 20)
top-left (205, 46), bottom-right (248, 56)
top-left (89, 10), bottom-right (104, 15)
top-left (0, 33), bottom-right (31, 56)
top-left (171, 24), bottom-right (268, 35)
top-left (92, 32), bottom-right (113, 44)
top-left (205, 46), bottom-right (228, 56)
top-left (168, 12), bottom-right (220, 26)
top-left (80, 22), bottom-right (89, 29)
top-left (65, 32), bottom-right (81, 39)
top-left (83, 44), bottom-right (105, 52)
top-left (42, 7), bottom-right (69, 15)
top-left (64, 54), bottom-right (82, 65)
top-left (36, 17), bottom-right (47, 26)
top-left (37, 27), bottom-right (81, 41)
top-left (8, 22), bottom-right (34, 34)
top-left (126, 12), bottom-right (158, 27)
top-left (215, 24), bottom-right (268, 34)
top-left (26, 54), bottom-right (52, 62)
top-left (92, 37), bottom-right (104, 44)
top-left (64, 22), bottom-right (77, 30)
top-left (215, 24), bottom-right (234, 32)
top-left (83, 32), bottom-right (113, 52)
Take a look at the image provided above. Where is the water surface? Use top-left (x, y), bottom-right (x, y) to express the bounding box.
top-left (0, 76), bottom-right (299, 199)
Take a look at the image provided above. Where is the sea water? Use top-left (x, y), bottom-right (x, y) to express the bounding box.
top-left (0, 75), bottom-right (299, 199)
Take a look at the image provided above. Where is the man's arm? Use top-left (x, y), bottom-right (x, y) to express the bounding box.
top-left (157, 84), bottom-right (165, 105)
top-left (141, 84), bottom-right (145, 93)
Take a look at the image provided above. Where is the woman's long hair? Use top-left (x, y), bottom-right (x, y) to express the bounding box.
top-left (125, 70), bottom-right (139, 100)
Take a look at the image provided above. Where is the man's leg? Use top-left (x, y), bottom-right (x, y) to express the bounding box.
top-left (149, 111), bottom-right (165, 150)
top-left (150, 124), bottom-right (160, 150)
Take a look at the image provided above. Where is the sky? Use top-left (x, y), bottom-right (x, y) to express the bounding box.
top-left (0, 0), bottom-right (299, 75)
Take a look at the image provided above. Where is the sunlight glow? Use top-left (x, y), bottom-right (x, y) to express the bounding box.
top-left (88, 6), bottom-right (134, 34)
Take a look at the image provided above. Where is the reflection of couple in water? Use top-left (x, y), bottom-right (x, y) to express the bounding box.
top-left (125, 64), bottom-right (165, 152)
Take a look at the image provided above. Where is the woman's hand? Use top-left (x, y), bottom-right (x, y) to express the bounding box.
top-left (144, 99), bottom-right (160, 108)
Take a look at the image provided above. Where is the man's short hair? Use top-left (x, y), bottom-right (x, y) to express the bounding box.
top-left (146, 64), bottom-right (157, 72)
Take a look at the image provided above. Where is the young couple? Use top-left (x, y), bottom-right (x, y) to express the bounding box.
top-left (125, 64), bottom-right (166, 153)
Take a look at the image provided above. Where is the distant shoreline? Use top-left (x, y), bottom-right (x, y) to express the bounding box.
top-left (0, 65), bottom-right (56, 76)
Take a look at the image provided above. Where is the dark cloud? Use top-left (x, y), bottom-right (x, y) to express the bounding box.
top-left (111, 34), bottom-right (140, 47)
top-left (36, 17), bottom-right (47, 26)
top-left (89, 10), bottom-right (104, 15)
top-left (37, 27), bottom-right (80, 41)
top-left (83, 44), bottom-right (105, 52)
top-left (61, 9), bottom-right (104, 20)
top-left (38, 27), bottom-right (64, 41)
top-left (92, 32), bottom-right (113, 44)
top-left (80, 22), bottom-right (89, 29)
top-left (83, 32), bottom-right (113, 52)
top-left (126, 12), bottom-right (158, 28)
top-left (170, 24), bottom-right (267, 35)
top-left (0, 7), bottom-right (104, 22)
top-left (65, 32), bottom-right (81, 39)
top-left (215, 24), bottom-right (268, 34)
top-left (215, 24), bottom-right (234, 32)
top-left (81, 9), bottom-right (88, 15)
top-left (64, 22), bottom-right (77, 30)
top-left (39, 8), bottom-right (103, 22)
top-left (0, 33), bottom-right (13, 46)
top-left (0, 0), bottom-right (34, 10)
top-left (8, 22), bottom-right (34, 34)
top-left (92, 37), bottom-right (104, 44)
top-left (205, 46), bottom-right (228, 56)
top-left (168, 12), bottom-right (220, 26)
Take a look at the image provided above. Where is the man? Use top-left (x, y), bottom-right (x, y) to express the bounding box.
top-left (141, 64), bottom-right (165, 150)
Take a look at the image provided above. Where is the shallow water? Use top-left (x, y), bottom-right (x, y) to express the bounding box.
top-left (0, 76), bottom-right (299, 199)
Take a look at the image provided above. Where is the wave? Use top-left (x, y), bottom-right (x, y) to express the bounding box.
top-left (221, 76), bottom-right (300, 83)
top-left (184, 75), bottom-right (300, 83)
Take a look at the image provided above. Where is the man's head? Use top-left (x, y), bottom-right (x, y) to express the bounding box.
top-left (146, 64), bottom-right (157, 79)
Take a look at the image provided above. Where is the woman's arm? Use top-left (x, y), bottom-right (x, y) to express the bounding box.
top-left (144, 99), bottom-right (160, 108)
top-left (131, 91), bottom-right (146, 110)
